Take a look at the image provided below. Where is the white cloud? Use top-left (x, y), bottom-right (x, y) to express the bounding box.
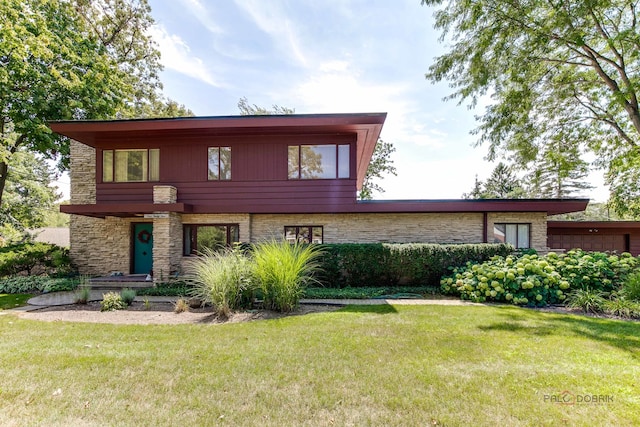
top-left (178, 0), bottom-right (224, 34)
top-left (232, 0), bottom-right (307, 66)
top-left (149, 25), bottom-right (222, 88)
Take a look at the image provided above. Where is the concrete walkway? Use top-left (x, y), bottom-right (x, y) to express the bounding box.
top-left (19, 291), bottom-right (480, 311)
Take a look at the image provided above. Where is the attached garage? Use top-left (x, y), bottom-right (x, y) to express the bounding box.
top-left (547, 221), bottom-right (640, 256)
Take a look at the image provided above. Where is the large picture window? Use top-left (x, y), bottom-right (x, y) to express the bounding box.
top-left (102, 149), bottom-right (159, 182)
top-left (494, 223), bottom-right (530, 248)
top-left (288, 144), bottom-right (350, 179)
top-left (183, 224), bottom-right (240, 255)
top-left (284, 226), bottom-right (323, 244)
top-left (208, 147), bottom-right (231, 180)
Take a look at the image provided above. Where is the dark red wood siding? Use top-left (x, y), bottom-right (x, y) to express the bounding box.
top-left (95, 133), bottom-right (358, 210)
top-left (547, 221), bottom-right (640, 256)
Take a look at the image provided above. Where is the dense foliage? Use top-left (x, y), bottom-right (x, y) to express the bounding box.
top-left (252, 240), bottom-right (324, 312)
top-left (441, 250), bottom-right (639, 306)
top-left (0, 242), bottom-right (71, 277)
top-left (318, 243), bottom-right (514, 288)
top-left (186, 248), bottom-right (256, 317)
top-left (0, 276), bottom-right (79, 294)
top-left (422, 0), bottom-right (640, 215)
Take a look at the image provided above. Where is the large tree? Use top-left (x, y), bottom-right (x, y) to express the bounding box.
top-left (463, 162), bottom-right (525, 199)
top-left (237, 98), bottom-right (397, 199)
top-left (0, 0), bottom-right (191, 213)
top-left (0, 149), bottom-right (60, 242)
top-left (422, 0), bottom-right (640, 213)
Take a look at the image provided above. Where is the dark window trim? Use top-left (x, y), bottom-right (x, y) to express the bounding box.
top-left (183, 223), bottom-right (240, 256)
top-left (287, 144), bottom-right (349, 180)
top-left (207, 146), bottom-right (232, 181)
top-left (284, 225), bottom-right (324, 244)
top-left (494, 222), bottom-right (531, 249)
top-left (101, 148), bottom-right (159, 183)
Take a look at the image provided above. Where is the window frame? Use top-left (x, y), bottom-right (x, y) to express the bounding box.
top-left (493, 223), bottom-right (531, 249)
top-left (284, 226), bottom-right (324, 244)
top-left (207, 146), bottom-right (232, 181)
top-left (102, 148), bottom-right (160, 183)
top-left (287, 144), bottom-right (350, 180)
top-left (183, 223), bottom-right (240, 256)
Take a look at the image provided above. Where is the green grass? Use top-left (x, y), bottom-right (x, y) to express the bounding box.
top-left (1, 305), bottom-right (639, 426)
top-left (304, 286), bottom-right (441, 299)
top-left (0, 293), bottom-right (31, 309)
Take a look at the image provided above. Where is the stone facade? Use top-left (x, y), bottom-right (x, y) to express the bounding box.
top-left (250, 213), bottom-right (485, 244)
top-left (66, 141), bottom-right (552, 276)
top-left (487, 212), bottom-right (547, 250)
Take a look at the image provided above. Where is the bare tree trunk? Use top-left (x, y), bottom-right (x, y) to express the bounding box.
top-left (0, 160), bottom-right (8, 208)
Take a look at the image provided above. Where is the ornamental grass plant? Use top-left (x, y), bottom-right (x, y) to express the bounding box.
top-left (186, 248), bottom-right (256, 317)
top-left (252, 240), bottom-right (324, 312)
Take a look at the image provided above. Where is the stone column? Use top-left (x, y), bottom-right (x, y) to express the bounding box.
top-left (152, 186), bottom-right (182, 283)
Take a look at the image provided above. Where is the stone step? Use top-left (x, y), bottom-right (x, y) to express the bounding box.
top-left (88, 274), bottom-right (154, 290)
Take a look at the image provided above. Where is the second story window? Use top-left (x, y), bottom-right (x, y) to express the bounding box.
top-left (288, 144), bottom-right (350, 179)
top-left (102, 149), bottom-right (159, 182)
top-left (208, 147), bottom-right (231, 180)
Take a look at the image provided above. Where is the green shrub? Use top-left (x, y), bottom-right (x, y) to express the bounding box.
top-left (0, 276), bottom-right (80, 294)
top-left (303, 286), bottom-right (439, 299)
top-left (137, 280), bottom-right (193, 297)
top-left (120, 288), bottom-right (136, 306)
top-left (317, 243), bottom-right (513, 288)
top-left (441, 250), bottom-right (640, 306)
top-left (621, 272), bottom-right (640, 302)
top-left (0, 242), bottom-right (72, 277)
top-left (100, 292), bottom-right (126, 311)
top-left (566, 289), bottom-right (607, 314)
top-left (602, 297), bottom-right (640, 319)
top-left (253, 240), bottom-right (323, 312)
top-left (186, 248), bottom-right (256, 317)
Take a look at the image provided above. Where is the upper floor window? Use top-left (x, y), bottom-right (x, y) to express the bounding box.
top-left (208, 147), bottom-right (231, 180)
top-left (288, 144), bottom-right (350, 179)
top-left (494, 223), bottom-right (530, 248)
top-left (102, 149), bottom-right (159, 182)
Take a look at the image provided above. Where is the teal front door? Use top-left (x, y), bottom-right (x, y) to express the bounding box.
top-left (133, 223), bottom-right (153, 274)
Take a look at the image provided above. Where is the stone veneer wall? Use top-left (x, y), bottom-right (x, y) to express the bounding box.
top-left (487, 212), bottom-right (547, 250)
top-left (151, 212), bottom-right (183, 280)
top-left (250, 213), bottom-right (485, 244)
top-left (251, 212), bottom-right (549, 251)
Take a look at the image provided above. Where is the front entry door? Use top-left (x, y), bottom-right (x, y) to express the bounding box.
top-left (133, 223), bottom-right (153, 274)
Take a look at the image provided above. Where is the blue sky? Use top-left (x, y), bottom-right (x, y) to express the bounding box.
top-left (58, 0), bottom-right (608, 201)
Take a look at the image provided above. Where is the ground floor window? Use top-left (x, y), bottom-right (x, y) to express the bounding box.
top-left (493, 223), bottom-right (530, 248)
top-left (284, 226), bottom-right (323, 244)
top-left (183, 224), bottom-right (239, 255)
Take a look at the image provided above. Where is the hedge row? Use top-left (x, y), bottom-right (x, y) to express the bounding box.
top-left (315, 243), bottom-right (514, 287)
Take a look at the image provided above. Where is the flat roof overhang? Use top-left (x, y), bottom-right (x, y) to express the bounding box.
top-left (61, 198), bottom-right (588, 218)
top-left (61, 203), bottom-right (192, 218)
top-left (352, 199), bottom-right (590, 216)
top-left (548, 220), bottom-right (640, 229)
top-left (49, 113), bottom-right (386, 190)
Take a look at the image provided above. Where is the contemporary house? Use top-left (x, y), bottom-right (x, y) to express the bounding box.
top-left (50, 113), bottom-right (589, 278)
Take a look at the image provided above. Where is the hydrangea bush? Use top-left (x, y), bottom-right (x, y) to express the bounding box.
top-left (441, 250), bottom-right (639, 306)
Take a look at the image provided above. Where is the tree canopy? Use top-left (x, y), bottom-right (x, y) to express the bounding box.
top-left (422, 0), bottom-right (640, 213)
top-left (0, 0), bottom-right (191, 223)
top-left (463, 163), bottom-right (525, 199)
top-left (237, 98), bottom-right (396, 199)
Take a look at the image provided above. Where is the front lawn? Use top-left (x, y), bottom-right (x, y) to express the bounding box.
top-left (0, 294), bottom-right (31, 310)
top-left (0, 305), bottom-right (638, 426)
